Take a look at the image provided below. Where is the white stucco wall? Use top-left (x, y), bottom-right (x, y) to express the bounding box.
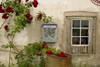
top-left (0, 0), bottom-right (100, 66)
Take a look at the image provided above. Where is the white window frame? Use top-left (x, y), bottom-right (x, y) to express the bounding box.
top-left (71, 19), bottom-right (90, 46)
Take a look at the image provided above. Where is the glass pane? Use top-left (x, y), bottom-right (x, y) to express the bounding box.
top-left (72, 37), bottom-right (80, 45)
top-left (81, 20), bottom-right (89, 27)
top-left (73, 20), bottom-right (80, 27)
top-left (81, 37), bottom-right (89, 45)
top-left (73, 29), bottom-right (80, 36)
top-left (81, 29), bottom-right (89, 36)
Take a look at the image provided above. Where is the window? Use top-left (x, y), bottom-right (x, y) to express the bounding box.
top-left (66, 17), bottom-right (96, 54)
top-left (71, 20), bottom-right (89, 46)
top-left (63, 11), bottom-right (97, 55)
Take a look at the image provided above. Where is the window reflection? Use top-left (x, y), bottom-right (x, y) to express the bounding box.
top-left (81, 29), bottom-right (88, 36)
top-left (81, 20), bottom-right (89, 27)
top-left (73, 20), bottom-right (80, 27)
top-left (81, 37), bottom-right (88, 44)
top-left (73, 29), bottom-right (80, 36)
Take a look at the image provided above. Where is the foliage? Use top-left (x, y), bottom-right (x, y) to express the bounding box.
top-left (15, 42), bottom-right (47, 67)
top-left (35, 11), bottom-right (52, 23)
top-left (0, 0), bottom-right (53, 67)
top-left (0, 61), bottom-right (6, 67)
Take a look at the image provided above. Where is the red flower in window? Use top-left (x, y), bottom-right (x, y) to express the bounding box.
top-left (2, 13), bottom-right (9, 19)
top-left (32, 0), bottom-right (39, 8)
top-left (72, 41), bottom-right (75, 44)
top-left (6, 7), bottom-right (14, 13)
top-left (78, 42), bottom-right (80, 44)
top-left (82, 43), bottom-right (84, 44)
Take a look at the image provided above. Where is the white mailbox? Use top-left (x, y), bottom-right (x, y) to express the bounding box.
top-left (41, 21), bottom-right (57, 43)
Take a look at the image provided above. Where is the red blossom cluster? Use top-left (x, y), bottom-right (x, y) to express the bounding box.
top-left (26, 0), bottom-right (29, 2)
top-left (6, 7), bottom-right (14, 13)
top-left (37, 13), bottom-right (42, 19)
top-left (19, 0), bottom-right (21, 3)
top-left (46, 50), bottom-right (53, 54)
top-left (57, 51), bottom-right (67, 57)
top-left (25, 13), bottom-right (33, 21)
top-left (36, 53), bottom-right (42, 56)
top-left (0, 4), bottom-right (5, 13)
top-left (82, 43), bottom-right (84, 44)
top-left (42, 43), bottom-right (47, 49)
top-left (32, 0), bottom-right (38, 8)
top-left (4, 25), bottom-right (8, 30)
top-left (2, 13), bottom-right (9, 19)
top-left (72, 41), bottom-right (75, 44)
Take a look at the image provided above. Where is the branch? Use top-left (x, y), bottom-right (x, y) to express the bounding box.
top-left (0, 19), bottom-right (7, 30)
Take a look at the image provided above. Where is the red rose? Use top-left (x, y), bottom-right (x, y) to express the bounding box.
top-left (64, 54), bottom-right (67, 57)
top-left (57, 53), bottom-right (60, 56)
top-left (36, 53), bottom-right (39, 56)
top-left (60, 53), bottom-right (64, 57)
top-left (61, 51), bottom-right (64, 54)
top-left (78, 42), bottom-right (80, 44)
top-left (32, 0), bottom-right (38, 8)
top-left (59, 51), bottom-right (68, 57)
top-left (37, 13), bottom-right (42, 19)
top-left (26, 0), bottom-right (29, 2)
top-left (19, 0), bottom-right (21, 3)
top-left (25, 13), bottom-right (31, 18)
top-left (6, 7), bottom-right (14, 13)
top-left (46, 50), bottom-right (53, 54)
top-left (0, 4), bottom-right (2, 9)
top-left (46, 51), bottom-right (49, 54)
top-left (25, 13), bottom-right (33, 21)
top-left (72, 41), bottom-right (75, 44)
top-left (82, 43), bottom-right (84, 44)
top-left (2, 13), bottom-right (9, 19)
top-left (49, 50), bottom-right (53, 54)
top-left (36, 53), bottom-right (42, 56)
top-left (0, 9), bottom-right (5, 13)
top-left (0, 4), bottom-right (5, 13)
top-left (4, 25), bottom-right (8, 30)
top-left (28, 17), bottom-right (33, 21)
top-left (42, 44), bottom-right (45, 48)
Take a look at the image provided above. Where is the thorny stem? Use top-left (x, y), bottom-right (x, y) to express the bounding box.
top-left (9, 48), bottom-right (11, 67)
top-left (0, 19), bottom-right (7, 30)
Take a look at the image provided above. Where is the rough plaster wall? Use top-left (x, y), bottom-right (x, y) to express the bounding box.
top-left (0, 0), bottom-right (100, 66)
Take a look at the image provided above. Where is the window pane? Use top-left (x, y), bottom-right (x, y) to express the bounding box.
top-left (72, 37), bottom-right (80, 45)
top-left (73, 20), bottom-right (80, 27)
top-left (81, 37), bottom-right (89, 45)
top-left (81, 29), bottom-right (89, 36)
top-left (73, 29), bottom-right (80, 36)
top-left (81, 20), bottom-right (89, 27)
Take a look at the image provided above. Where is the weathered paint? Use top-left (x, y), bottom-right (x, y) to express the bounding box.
top-left (0, 0), bottom-right (100, 66)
